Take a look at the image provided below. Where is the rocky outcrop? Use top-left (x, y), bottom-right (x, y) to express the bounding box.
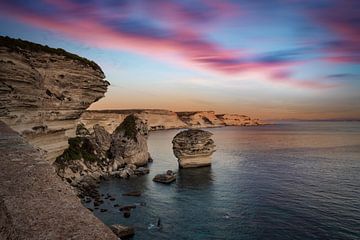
top-left (172, 129), bottom-right (216, 168)
top-left (110, 224), bottom-right (135, 238)
top-left (109, 114), bottom-right (150, 166)
top-left (0, 36), bottom-right (109, 162)
top-left (176, 111), bottom-right (224, 128)
top-left (0, 121), bottom-right (117, 240)
top-left (55, 114), bottom-right (151, 185)
top-left (153, 170), bottom-right (176, 184)
top-left (80, 109), bottom-right (264, 133)
top-left (216, 114), bottom-right (262, 126)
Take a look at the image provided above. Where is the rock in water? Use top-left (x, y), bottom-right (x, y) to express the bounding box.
top-left (172, 129), bottom-right (216, 168)
top-left (109, 114), bottom-right (150, 166)
top-left (110, 224), bottom-right (135, 238)
top-left (153, 170), bottom-right (176, 184)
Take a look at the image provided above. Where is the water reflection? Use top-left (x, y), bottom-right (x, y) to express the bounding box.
top-left (176, 166), bottom-right (214, 189)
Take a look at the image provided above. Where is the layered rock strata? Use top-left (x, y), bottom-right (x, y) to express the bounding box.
top-left (81, 109), bottom-right (187, 133)
top-left (216, 114), bottom-right (262, 126)
top-left (81, 109), bottom-right (263, 133)
top-left (0, 36), bottom-right (109, 162)
top-left (172, 129), bottom-right (216, 168)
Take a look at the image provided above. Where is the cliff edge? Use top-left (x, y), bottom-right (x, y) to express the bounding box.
top-left (0, 36), bottom-right (109, 162)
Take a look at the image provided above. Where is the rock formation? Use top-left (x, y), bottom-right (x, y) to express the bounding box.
top-left (172, 129), bottom-right (216, 168)
top-left (216, 114), bottom-right (262, 126)
top-left (153, 170), bottom-right (176, 184)
top-left (80, 109), bottom-right (264, 133)
top-left (176, 111), bottom-right (224, 127)
top-left (55, 114), bottom-right (151, 185)
top-left (109, 114), bottom-right (150, 166)
top-left (0, 36), bottom-right (109, 162)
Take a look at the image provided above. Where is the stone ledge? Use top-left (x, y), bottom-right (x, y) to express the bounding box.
top-left (0, 121), bottom-right (118, 240)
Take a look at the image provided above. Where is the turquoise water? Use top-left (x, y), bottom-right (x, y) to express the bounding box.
top-left (89, 122), bottom-right (360, 240)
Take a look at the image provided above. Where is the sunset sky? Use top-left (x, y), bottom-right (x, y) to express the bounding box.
top-left (0, 0), bottom-right (359, 120)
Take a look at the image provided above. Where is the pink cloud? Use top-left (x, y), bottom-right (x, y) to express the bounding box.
top-left (0, 0), bottom-right (337, 90)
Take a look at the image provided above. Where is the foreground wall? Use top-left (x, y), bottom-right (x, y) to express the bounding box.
top-left (0, 121), bottom-right (118, 240)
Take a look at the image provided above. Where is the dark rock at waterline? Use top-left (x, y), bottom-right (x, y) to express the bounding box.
top-left (119, 205), bottom-right (136, 211)
top-left (109, 197), bottom-right (116, 201)
top-left (100, 209), bottom-right (107, 212)
top-left (134, 167), bottom-right (150, 176)
top-left (122, 191), bottom-right (141, 197)
top-left (123, 211), bottom-right (131, 218)
top-left (153, 170), bottom-right (176, 184)
top-left (110, 224), bottom-right (135, 238)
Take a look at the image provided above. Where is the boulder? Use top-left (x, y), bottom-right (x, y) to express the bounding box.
top-left (153, 170), bottom-right (176, 184)
top-left (109, 114), bottom-right (150, 167)
top-left (134, 167), bottom-right (150, 176)
top-left (172, 129), bottom-right (216, 168)
top-left (110, 224), bottom-right (135, 238)
top-left (122, 191), bottom-right (141, 197)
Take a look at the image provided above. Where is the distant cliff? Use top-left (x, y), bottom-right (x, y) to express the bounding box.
top-left (0, 36), bottom-right (109, 162)
top-left (81, 109), bottom-right (264, 133)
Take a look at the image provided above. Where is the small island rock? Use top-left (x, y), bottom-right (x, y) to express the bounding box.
top-left (172, 129), bottom-right (216, 168)
top-left (110, 224), bottom-right (135, 238)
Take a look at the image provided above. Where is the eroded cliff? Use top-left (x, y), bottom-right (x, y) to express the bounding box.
top-left (81, 109), bottom-right (264, 132)
top-left (0, 36), bottom-right (109, 162)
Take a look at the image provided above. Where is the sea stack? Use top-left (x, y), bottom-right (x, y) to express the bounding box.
top-left (172, 129), bottom-right (216, 168)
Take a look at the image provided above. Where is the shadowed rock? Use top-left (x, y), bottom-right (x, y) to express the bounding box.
top-left (110, 224), bottom-right (135, 238)
top-left (109, 114), bottom-right (150, 167)
top-left (153, 170), bottom-right (176, 184)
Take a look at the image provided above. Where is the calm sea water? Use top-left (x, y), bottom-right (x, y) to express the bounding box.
top-left (89, 122), bottom-right (360, 240)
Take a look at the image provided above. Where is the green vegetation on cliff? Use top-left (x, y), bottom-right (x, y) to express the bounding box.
top-left (55, 137), bottom-right (98, 163)
top-left (0, 35), bottom-right (102, 72)
top-left (115, 114), bottom-right (139, 140)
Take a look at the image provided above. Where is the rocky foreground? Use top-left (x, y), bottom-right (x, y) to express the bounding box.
top-left (55, 114), bottom-right (152, 186)
top-left (0, 121), bottom-right (118, 240)
top-left (173, 129), bottom-right (216, 168)
top-left (81, 109), bottom-right (264, 133)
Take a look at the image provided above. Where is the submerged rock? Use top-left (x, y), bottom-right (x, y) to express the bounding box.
top-left (110, 224), bottom-right (135, 238)
top-left (122, 191), bottom-right (141, 197)
top-left (153, 170), bottom-right (176, 184)
top-left (172, 129), bottom-right (216, 168)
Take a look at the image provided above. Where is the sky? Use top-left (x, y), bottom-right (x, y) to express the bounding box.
top-left (0, 0), bottom-right (359, 120)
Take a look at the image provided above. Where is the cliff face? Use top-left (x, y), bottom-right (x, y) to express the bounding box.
top-left (216, 114), bottom-right (262, 126)
top-left (81, 109), bottom-right (187, 133)
top-left (0, 36), bottom-right (109, 162)
top-left (81, 109), bottom-right (263, 133)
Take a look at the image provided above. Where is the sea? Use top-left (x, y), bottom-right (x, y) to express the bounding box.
top-left (86, 121), bottom-right (360, 240)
